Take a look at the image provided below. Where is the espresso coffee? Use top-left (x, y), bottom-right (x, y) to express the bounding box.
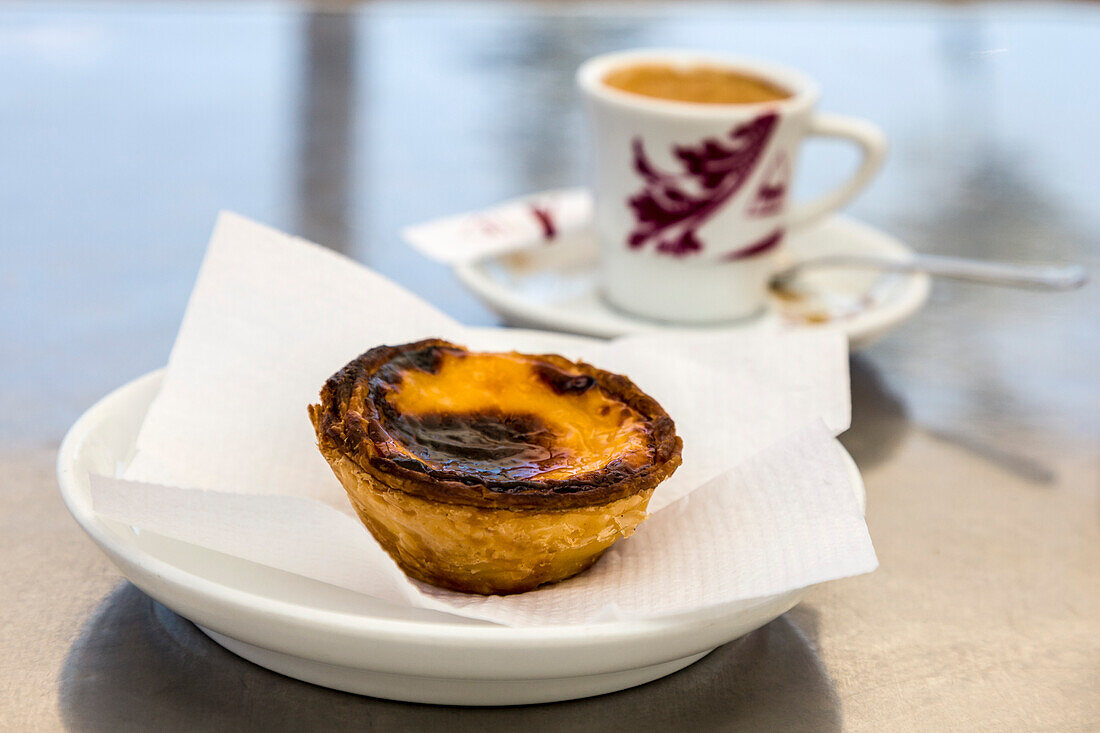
top-left (603, 64), bottom-right (791, 105)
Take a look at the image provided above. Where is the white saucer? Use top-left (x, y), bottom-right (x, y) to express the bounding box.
top-left (454, 214), bottom-right (929, 351)
top-left (58, 356), bottom-right (865, 706)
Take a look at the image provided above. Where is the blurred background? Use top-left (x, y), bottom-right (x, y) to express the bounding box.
top-left (3, 1), bottom-right (1097, 450)
top-left (3, 3), bottom-right (1099, 730)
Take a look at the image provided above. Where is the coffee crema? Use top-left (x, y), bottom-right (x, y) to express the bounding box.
top-left (603, 64), bottom-right (791, 105)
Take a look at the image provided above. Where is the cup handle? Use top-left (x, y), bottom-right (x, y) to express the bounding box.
top-left (786, 113), bottom-right (887, 231)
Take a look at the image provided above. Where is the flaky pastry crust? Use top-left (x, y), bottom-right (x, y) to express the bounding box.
top-left (309, 339), bottom-right (682, 594)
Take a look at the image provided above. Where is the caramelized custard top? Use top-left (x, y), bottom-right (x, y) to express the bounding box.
top-left (366, 345), bottom-right (651, 482)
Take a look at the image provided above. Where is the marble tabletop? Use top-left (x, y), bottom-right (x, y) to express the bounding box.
top-left (2, 2), bottom-right (1097, 730)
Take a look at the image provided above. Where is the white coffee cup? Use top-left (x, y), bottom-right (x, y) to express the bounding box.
top-left (577, 49), bottom-right (887, 323)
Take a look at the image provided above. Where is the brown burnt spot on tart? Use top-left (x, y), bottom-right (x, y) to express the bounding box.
top-left (378, 410), bottom-right (560, 481)
top-left (310, 339), bottom-right (681, 509)
top-left (533, 363), bottom-right (597, 395)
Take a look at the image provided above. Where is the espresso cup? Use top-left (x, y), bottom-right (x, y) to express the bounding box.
top-left (577, 49), bottom-right (887, 323)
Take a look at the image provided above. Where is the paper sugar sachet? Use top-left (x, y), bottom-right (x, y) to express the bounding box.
top-left (402, 188), bottom-right (592, 264)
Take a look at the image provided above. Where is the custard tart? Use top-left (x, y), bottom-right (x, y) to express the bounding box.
top-left (308, 339), bottom-right (682, 595)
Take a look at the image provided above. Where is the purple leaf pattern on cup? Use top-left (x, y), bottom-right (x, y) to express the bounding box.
top-left (627, 112), bottom-right (779, 256)
top-left (724, 228), bottom-right (784, 260)
top-left (746, 152), bottom-right (790, 218)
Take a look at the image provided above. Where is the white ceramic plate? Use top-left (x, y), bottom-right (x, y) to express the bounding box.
top-left (58, 367), bottom-right (865, 706)
top-left (454, 214), bottom-right (929, 351)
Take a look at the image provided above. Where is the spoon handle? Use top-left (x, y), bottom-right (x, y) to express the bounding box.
top-left (786, 254), bottom-right (1088, 291)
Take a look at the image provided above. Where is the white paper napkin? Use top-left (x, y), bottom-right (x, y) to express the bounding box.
top-left (90, 212), bottom-right (875, 627)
